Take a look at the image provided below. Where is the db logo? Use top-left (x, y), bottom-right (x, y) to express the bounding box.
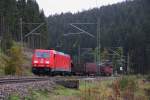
top-left (40, 59), bottom-right (44, 63)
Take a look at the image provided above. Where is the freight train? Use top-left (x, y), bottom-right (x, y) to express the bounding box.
top-left (32, 49), bottom-right (113, 76)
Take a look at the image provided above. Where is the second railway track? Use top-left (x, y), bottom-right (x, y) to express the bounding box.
top-left (0, 77), bottom-right (52, 85)
top-left (0, 76), bottom-right (118, 85)
top-left (0, 76), bottom-right (84, 85)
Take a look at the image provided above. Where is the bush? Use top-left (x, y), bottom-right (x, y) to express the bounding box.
top-left (119, 77), bottom-right (129, 91)
top-left (8, 94), bottom-right (20, 100)
top-left (4, 42), bottom-right (24, 75)
top-left (146, 74), bottom-right (150, 81)
top-left (119, 76), bottom-right (137, 91)
top-left (0, 53), bottom-right (7, 74)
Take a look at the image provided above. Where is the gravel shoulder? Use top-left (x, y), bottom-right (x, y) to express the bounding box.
top-left (0, 80), bottom-right (55, 100)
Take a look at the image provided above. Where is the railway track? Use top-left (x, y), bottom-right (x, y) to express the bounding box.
top-left (0, 77), bottom-right (52, 85)
top-left (0, 75), bottom-right (118, 85)
top-left (0, 76), bottom-right (84, 85)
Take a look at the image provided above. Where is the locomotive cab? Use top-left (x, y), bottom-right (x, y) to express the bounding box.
top-left (32, 49), bottom-right (52, 74)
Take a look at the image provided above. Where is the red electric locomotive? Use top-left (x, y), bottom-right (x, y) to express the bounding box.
top-left (32, 49), bottom-right (72, 75)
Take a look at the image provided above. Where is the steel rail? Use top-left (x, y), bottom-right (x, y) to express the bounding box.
top-left (0, 77), bottom-right (51, 85)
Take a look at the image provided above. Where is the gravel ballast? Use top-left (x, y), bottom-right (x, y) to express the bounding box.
top-left (0, 80), bottom-right (55, 99)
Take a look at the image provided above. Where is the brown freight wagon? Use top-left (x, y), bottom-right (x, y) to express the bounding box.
top-left (71, 62), bottom-right (97, 76)
top-left (100, 64), bottom-right (113, 76)
top-left (71, 63), bottom-right (86, 75)
top-left (72, 62), bottom-right (113, 76)
top-left (85, 63), bottom-right (97, 76)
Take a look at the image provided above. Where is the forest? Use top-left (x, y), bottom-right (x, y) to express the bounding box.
top-left (0, 0), bottom-right (48, 51)
top-left (47, 0), bottom-right (150, 74)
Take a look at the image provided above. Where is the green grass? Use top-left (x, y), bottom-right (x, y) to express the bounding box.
top-left (30, 90), bottom-right (50, 100)
top-left (8, 90), bottom-right (50, 100)
top-left (8, 94), bottom-right (20, 100)
top-left (52, 80), bottom-right (98, 96)
top-left (53, 85), bottom-right (80, 96)
top-left (79, 81), bottom-right (97, 90)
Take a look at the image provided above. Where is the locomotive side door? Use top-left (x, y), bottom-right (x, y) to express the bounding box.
top-left (53, 54), bottom-right (56, 71)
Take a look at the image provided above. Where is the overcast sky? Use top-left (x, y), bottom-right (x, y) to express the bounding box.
top-left (36, 0), bottom-right (125, 17)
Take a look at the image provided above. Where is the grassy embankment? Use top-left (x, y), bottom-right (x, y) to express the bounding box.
top-left (9, 75), bottom-right (150, 100)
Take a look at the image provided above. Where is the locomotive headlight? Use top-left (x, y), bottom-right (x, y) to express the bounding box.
top-left (45, 61), bottom-right (50, 64)
top-left (34, 60), bottom-right (38, 64)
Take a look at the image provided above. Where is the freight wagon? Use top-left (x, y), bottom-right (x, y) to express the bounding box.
top-left (100, 63), bottom-right (113, 76)
top-left (72, 62), bottom-right (113, 76)
top-left (85, 63), bottom-right (97, 76)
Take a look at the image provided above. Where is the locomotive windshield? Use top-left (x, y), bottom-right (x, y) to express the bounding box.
top-left (35, 51), bottom-right (50, 58)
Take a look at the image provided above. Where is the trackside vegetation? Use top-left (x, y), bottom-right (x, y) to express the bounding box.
top-left (4, 42), bottom-right (24, 75)
top-left (8, 76), bottom-right (150, 100)
top-left (0, 42), bottom-right (25, 75)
